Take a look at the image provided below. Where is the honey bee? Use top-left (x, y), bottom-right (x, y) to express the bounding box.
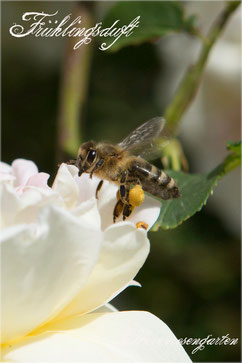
top-left (71, 117), bottom-right (181, 222)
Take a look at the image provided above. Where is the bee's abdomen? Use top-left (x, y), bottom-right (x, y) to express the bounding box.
top-left (130, 160), bottom-right (180, 200)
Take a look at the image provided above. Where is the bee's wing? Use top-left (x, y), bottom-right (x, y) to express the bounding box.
top-left (119, 117), bottom-right (166, 160)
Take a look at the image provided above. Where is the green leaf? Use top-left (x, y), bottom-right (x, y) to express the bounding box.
top-left (101, 1), bottom-right (195, 52)
top-left (152, 145), bottom-right (241, 231)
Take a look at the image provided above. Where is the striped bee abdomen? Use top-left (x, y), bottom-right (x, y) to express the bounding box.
top-left (129, 159), bottom-right (180, 200)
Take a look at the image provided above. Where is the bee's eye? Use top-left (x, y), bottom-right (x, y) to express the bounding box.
top-left (87, 149), bottom-right (97, 164)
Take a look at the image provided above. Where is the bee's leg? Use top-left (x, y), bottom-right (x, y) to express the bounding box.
top-left (123, 203), bottom-right (134, 221)
top-left (113, 199), bottom-right (124, 223)
top-left (120, 175), bottom-right (144, 220)
top-left (90, 158), bottom-right (104, 179)
top-left (95, 180), bottom-right (103, 199)
top-left (119, 185), bottom-right (129, 205)
top-left (120, 183), bottom-right (133, 220)
top-left (119, 170), bottom-right (130, 204)
top-left (115, 170), bottom-right (138, 222)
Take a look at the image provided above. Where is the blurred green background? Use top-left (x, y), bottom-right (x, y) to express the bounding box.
top-left (2, 1), bottom-right (241, 362)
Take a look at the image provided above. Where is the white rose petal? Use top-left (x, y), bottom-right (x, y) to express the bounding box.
top-left (71, 197), bottom-right (101, 229)
top-left (92, 303), bottom-right (119, 313)
top-left (55, 223), bottom-right (150, 320)
top-left (52, 164), bottom-right (79, 210)
top-left (129, 194), bottom-right (161, 230)
top-left (1, 159), bottom-right (191, 362)
top-left (1, 205), bottom-right (102, 343)
top-left (2, 311), bottom-right (191, 362)
top-left (0, 161), bottom-right (12, 174)
top-left (74, 171), bottom-right (102, 204)
top-left (0, 160), bottom-right (15, 183)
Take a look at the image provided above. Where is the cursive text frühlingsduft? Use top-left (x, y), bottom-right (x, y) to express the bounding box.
top-left (9, 11), bottom-right (140, 51)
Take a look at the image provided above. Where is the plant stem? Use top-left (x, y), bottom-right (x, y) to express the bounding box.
top-left (56, 2), bottom-right (94, 162)
top-left (209, 151), bottom-right (241, 180)
top-left (164, 1), bottom-right (241, 131)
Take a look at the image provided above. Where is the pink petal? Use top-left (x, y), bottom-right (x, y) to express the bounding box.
top-left (25, 173), bottom-right (50, 188)
top-left (12, 159), bottom-right (38, 188)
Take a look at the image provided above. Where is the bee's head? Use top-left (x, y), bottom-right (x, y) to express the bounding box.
top-left (76, 141), bottom-right (98, 176)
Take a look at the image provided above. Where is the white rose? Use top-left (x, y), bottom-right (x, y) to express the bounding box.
top-left (1, 159), bottom-right (191, 362)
